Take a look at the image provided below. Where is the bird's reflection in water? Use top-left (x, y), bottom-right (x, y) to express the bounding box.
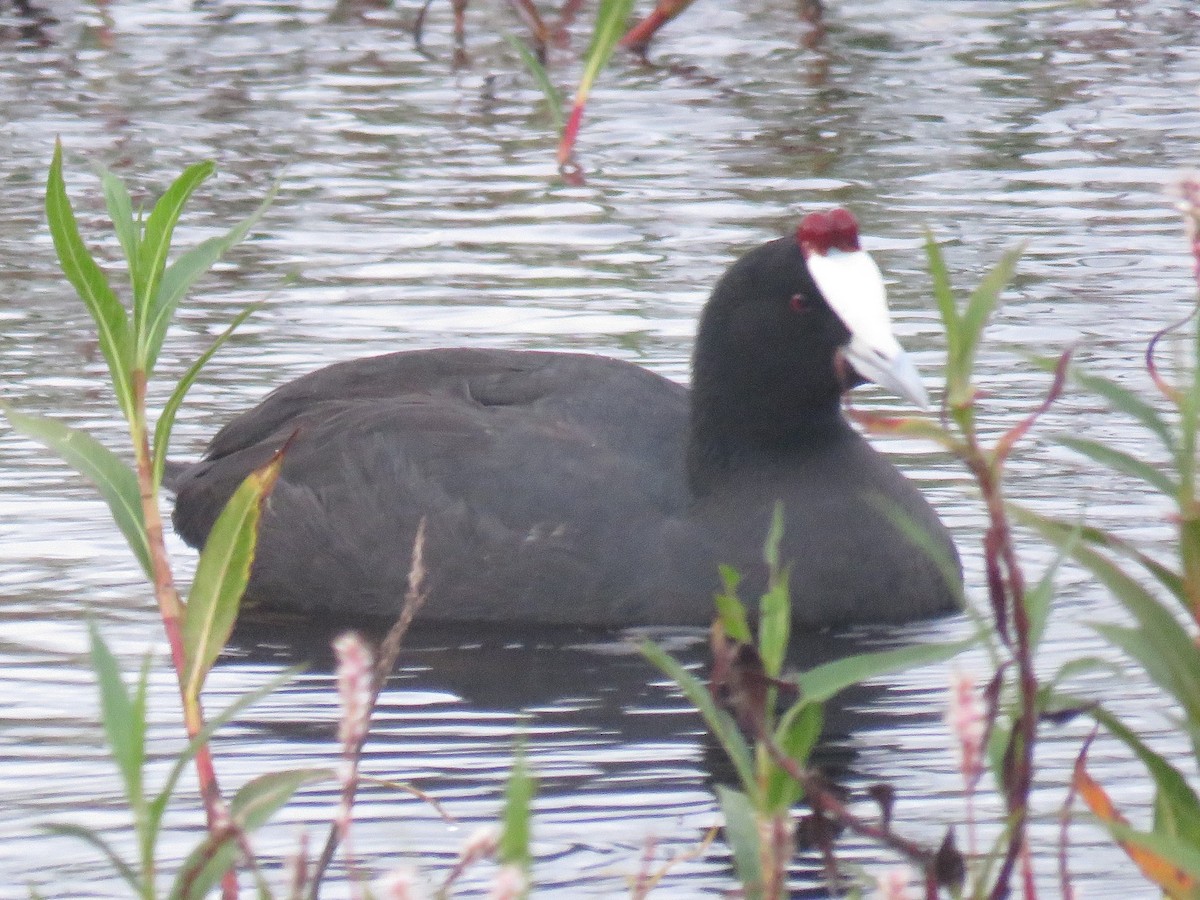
top-left (218, 613), bottom-right (945, 894)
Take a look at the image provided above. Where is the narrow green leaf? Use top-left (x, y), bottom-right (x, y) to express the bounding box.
top-left (98, 166), bottom-right (140, 288)
top-left (1093, 707), bottom-right (1200, 848)
top-left (1044, 655), bottom-right (1124, 694)
top-left (578, 0), bottom-right (637, 97)
top-left (498, 746), bottom-right (536, 870)
top-left (1026, 521), bottom-right (1079, 651)
top-left (714, 565), bottom-right (752, 643)
top-left (923, 228), bottom-right (960, 349)
top-left (640, 640), bottom-right (756, 796)
top-left (762, 502), bottom-right (785, 573)
top-left (961, 244), bottom-right (1024, 362)
top-left (1095, 622), bottom-right (1200, 727)
top-left (766, 701), bottom-right (822, 811)
top-left (42, 823), bottom-right (140, 892)
top-left (715, 786), bottom-right (763, 900)
top-left (796, 637), bottom-right (976, 706)
top-left (758, 569), bottom-right (790, 682)
top-left (3, 407), bottom-right (151, 578)
top-left (143, 183), bottom-right (276, 374)
top-left (150, 666), bottom-right (304, 842)
top-left (87, 623), bottom-right (145, 809)
top-left (46, 141), bottom-right (135, 420)
top-left (877, 495), bottom-right (967, 610)
top-left (151, 304), bottom-right (259, 489)
top-left (135, 161), bottom-right (214, 364)
top-left (504, 34), bottom-right (565, 129)
top-left (168, 768), bottom-right (329, 900)
top-left (1068, 367), bottom-right (1177, 457)
top-left (1011, 504), bottom-right (1186, 608)
top-left (182, 452), bottom-right (284, 699)
top-left (1056, 435), bottom-right (1178, 496)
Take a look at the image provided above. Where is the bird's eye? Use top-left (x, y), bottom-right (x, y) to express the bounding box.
top-left (789, 293), bottom-right (811, 314)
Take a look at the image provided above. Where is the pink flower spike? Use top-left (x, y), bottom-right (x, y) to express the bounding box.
top-left (875, 868), bottom-right (914, 899)
top-left (376, 866), bottom-right (426, 900)
top-left (459, 825), bottom-right (500, 865)
top-left (487, 864), bottom-right (528, 900)
top-left (334, 631), bottom-right (375, 757)
top-left (946, 668), bottom-right (985, 790)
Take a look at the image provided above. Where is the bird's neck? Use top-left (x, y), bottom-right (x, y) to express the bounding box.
top-left (685, 386), bottom-right (849, 497)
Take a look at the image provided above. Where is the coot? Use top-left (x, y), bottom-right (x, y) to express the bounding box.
top-left (171, 210), bottom-right (960, 626)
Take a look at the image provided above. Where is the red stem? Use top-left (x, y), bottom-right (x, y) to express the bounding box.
top-left (132, 373), bottom-right (237, 899)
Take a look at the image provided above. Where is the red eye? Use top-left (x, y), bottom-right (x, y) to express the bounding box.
top-left (789, 293), bottom-right (810, 313)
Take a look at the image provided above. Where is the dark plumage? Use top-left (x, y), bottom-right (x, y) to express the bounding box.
top-left (171, 212), bottom-right (961, 627)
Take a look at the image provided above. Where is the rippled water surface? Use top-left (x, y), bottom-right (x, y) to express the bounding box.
top-left (2, 0), bottom-right (1199, 895)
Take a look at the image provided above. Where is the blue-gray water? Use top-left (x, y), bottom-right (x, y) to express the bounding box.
top-left (1, 0), bottom-right (1198, 895)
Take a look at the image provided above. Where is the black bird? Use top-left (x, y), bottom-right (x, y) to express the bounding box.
top-left (171, 210), bottom-right (961, 627)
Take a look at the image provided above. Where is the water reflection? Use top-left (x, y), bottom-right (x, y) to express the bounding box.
top-left (2, 0), bottom-right (1199, 895)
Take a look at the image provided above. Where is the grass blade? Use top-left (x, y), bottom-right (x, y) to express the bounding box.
top-left (182, 451), bottom-right (284, 699)
top-left (3, 407), bottom-right (151, 578)
top-left (504, 33), bottom-right (565, 129)
top-left (152, 304), bottom-right (259, 489)
top-left (46, 141), bottom-right (134, 419)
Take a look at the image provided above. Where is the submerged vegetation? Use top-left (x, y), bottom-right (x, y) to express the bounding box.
top-left (4, 140), bottom-right (1198, 897)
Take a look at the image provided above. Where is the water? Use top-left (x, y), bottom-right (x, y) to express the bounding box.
top-left (1, 0), bottom-right (1198, 895)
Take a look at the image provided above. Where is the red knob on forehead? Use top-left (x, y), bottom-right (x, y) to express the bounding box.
top-left (795, 208), bottom-right (861, 257)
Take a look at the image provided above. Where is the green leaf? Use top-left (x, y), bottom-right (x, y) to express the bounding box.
top-left (1025, 520), bottom-right (1079, 651)
top-left (87, 623), bottom-right (146, 809)
top-left (182, 452), bottom-right (284, 699)
top-left (1011, 504), bottom-right (1185, 608)
top-left (1095, 621), bottom-right (1200, 728)
top-left (1044, 655), bottom-right (1124, 694)
top-left (640, 640), bottom-right (756, 797)
top-left (714, 565), bottom-right (752, 644)
top-left (498, 746), bottom-right (536, 870)
top-left (796, 637), bottom-right (976, 705)
top-left (3, 407), bottom-right (151, 578)
top-left (944, 243), bottom-right (1023, 404)
top-left (143, 183), bottom-right (276, 374)
top-left (876, 495), bottom-right (966, 610)
top-left (1093, 707), bottom-right (1200, 849)
top-left (715, 786), bottom-right (763, 899)
top-left (134, 161), bottom-right (215, 365)
top-left (168, 768), bottom-right (329, 900)
top-left (149, 666), bottom-right (305, 842)
top-left (504, 33), bottom-right (565, 129)
top-left (151, 304), bottom-right (259, 489)
top-left (1071, 367), bottom-right (1177, 457)
top-left (1056, 435), bottom-right (1178, 496)
top-left (923, 228), bottom-right (960, 350)
top-left (98, 166), bottom-right (140, 286)
top-left (1102, 820), bottom-right (1200, 883)
top-left (578, 0), bottom-right (637, 97)
top-left (45, 141), bottom-right (135, 420)
top-left (42, 823), bottom-right (140, 892)
top-left (766, 701), bottom-right (822, 812)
